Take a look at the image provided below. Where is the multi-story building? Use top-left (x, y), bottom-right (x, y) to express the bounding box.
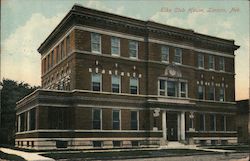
top-left (15, 4), bottom-right (240, 149)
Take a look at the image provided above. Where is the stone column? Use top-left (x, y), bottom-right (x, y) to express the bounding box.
top-left (180, 111), bottom-right (186, 141)
top-left (18, 115), bottom-right (21, 132)
top-left (162, 110), bottom-right (167, 141)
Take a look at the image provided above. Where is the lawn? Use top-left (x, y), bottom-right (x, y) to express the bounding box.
top-left (41, 149), bottom-right (214, 160)
top-left (0, 151), bottom-right (26, 161)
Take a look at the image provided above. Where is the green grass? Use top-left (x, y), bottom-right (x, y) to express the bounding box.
top-left (41, 149), bottom-right (214, 160)
top-left (0, 151), bottom-right (26, 161)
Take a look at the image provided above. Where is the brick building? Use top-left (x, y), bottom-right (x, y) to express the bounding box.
top-left (15, 5), bottom-right (240, 149)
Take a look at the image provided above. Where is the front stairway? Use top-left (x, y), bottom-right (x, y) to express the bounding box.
top-left (161, 141), bottom-right (197, 149)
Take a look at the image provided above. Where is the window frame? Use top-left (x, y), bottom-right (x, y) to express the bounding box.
top-left (130, 77), bottom-right (139, 95)
top-left (130, 110), bottom-right (139, 130)
top-left (92, 108), bottom-right (102, 130)
top-left (91, 33), bottom-right (101, 54)
top-left (219, 57), bottom-right (225, 71)
top-left (111, 37), bottom-right (120, 56)
top-left (129, 40), bottom-right (138, 59)
top-left (198, 85), bottom-right (205, 100)
top-left (208, 86), bottom-right (215, 101)
top-left (198, 53), bottom-right (204, 68)
top-left (179, 81), bottom-right (188, 98)
top-left (174, 48), bottom-right (182, 64)
top-left (219, 87), bottom-right (225, 102)
top-left (199, 114), bottom-right (206, 131)
top-left (210, 114), bottom-right (216, 131)
top-left (111, 75), bottom-right (121, 93)
top-left (161, 46), bottom-right (169, 62)
top-left (112, 110), bottom-right (121, 130)
top-left (208, 55), bottom-right (215, 70)
top-left (91, 73), bottom-right (102, 92)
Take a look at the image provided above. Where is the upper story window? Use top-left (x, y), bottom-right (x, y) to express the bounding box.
top-left (111, 75), bottom-right (121, 93)
top-left (112, 110), bottom-right (120, 130)
top-left (91, 33), bottom-right (101, 53)
top-left (219, 57), bottom-right (225, 71)
top-left (61, 42), bottom-right (65, 59)
top-left (129, 41), bottom-right (138, 59)
top-left (130, 77), bottom-right (138, 94)
top-left (47, 54), bottom-right (50, 69)
top-left (219, 87), bottom-right (225, 101)
top-left (198, 53), bottom-right (204, 68)
top-left (180, 82), bottom-right (187, 98)
top-left (111, 37), bottom-right (120, 56)
top-left (130, 111), bottom-right (138, 130)
top-left (208, 55), bottom-right (215, 70)
top-left (51, 51), bottom-right (54, 67)
top-left (56, 46), bottom-right (59, 63)
top-left (167, 80), bottom-right (177, 97)
top-left (173, 48), bottom-right (182, 64)
top-left (161, 46), bottom-right (169, 62)
top-left (197, 85), bottom-right (205, 100)
top-left (66, 35), bottom-right (70, 54)
top-left (159, 79), bottom-right (166, 96)
top-left (158, 79), bottom-right (187, 98)
top-left (208, 86), bottom-right (215, 100)
top-left (91, 73), bottom-right (102, 91)
top-left (93, 109), bottom-right (101, 130)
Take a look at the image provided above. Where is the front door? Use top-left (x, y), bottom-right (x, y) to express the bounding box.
top-left (167, 112), bottom-right (178, 141)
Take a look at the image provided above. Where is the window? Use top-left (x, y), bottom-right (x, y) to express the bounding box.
top-left (111, 75), bottom-right (121, 93)
top-left (189, 117), bottom-right (194, 129)
top-left (61, 42), bottom-right (64, 59)
top-left (129, 41), bottom-right (138, 58)
top-left (219, 88), bottom-right (225, 101)
top-left (131, 111), bottom-right (138, 130)
top-left (66, 35), bottom-right (70, 54)
top-left (180, 82), bottom-right (187, 98)
top-left (198, 53), bottom-right (204, 68)
top-left (208, 55), bottom-right (215, 70)
top-left (159, 80), bottom-right (166, 96)
top-left (47, 54), bottom-right (50, 69)
top-left (111, 37), bottom-right (120, 56)
top-left (92, 73), bottom-right (101, 91)
top-left (221, 115), bottom-right (226, 131)
top-left (29, 108), bottom-right (36, 131)
top-left (91, 33), bottom-right (101, 53)
top-left (130, 78), bottom-right (138, 94)
top-left (210, 114), bottom-right (216, 131)
top-left (161, 46), bottom-right (169, 62)
top-left (167, 80), bottom-right (177, 97)
top-left (113, 141), bottom-right (121, 147)
top-left (112, 110), bottom-right (120, 130)
top-left (199, 114), bottom-right (205, 131)
top-left (49, 108), bottom-right (70, 129)
top-left (93, 141), bottom-right (102, 147)
top-left (208, 86), bottom-right (215, 100)
top-left (20, 113), bottom-right (25, 132)
top-left (51, 51), bottom-right (54, 67)
top-left (93, 109), bottom-right (101, 130)
top-left (56, 46), bottom-right (59, 63)
top-left (219, 57), bottom-right (225, 71)
top-left (174, 48), bottom-right (182, 64)
top-left (198, 85), bottom-right (205, 100)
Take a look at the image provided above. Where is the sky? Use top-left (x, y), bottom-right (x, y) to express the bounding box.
top-left (1, 0), bottom-right (249, 100)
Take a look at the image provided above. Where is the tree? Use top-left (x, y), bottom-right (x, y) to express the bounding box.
top-left (0, 79), bottom-right (39, 145)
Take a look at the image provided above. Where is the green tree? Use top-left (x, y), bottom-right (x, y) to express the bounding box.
top-left (0, 79), bottom-right (39, 145)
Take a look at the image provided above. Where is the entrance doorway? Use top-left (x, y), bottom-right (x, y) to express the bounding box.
top-left (167, 112), bottom-right (178, 141)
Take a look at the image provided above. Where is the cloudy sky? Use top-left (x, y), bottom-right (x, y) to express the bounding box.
top-left (1, 0), bottom-right (249, 100)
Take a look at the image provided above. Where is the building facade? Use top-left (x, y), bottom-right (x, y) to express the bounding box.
top-left (15, 5), bottom-right (239, 149)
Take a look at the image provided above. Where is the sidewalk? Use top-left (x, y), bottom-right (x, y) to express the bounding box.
top-left (0, 148), bottom-right (54, 161)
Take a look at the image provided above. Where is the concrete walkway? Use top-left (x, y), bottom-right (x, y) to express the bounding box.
top-left (0, 148), bottom-right (55, 161)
